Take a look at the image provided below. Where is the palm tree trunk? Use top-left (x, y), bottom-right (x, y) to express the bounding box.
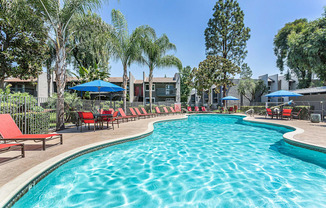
top-left (0, 77), bottom-right (5, 90)
top-left (122, 64), bottom-right (128, 112)
top-left (202, 89), bottom-right (205, 106)
top-left (47, 67), bottom-right (51, 97)
top-left (149, 69), bottom-right (153, 112)
top-left (55, 42), bottom-right (66, 130)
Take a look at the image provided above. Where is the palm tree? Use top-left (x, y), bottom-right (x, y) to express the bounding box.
top-left (139, 32), bottom-right (182, 111)
top-left (30, 0), bottom-right (105, 130)
top-left (109, 9), bottom-right (154, 112)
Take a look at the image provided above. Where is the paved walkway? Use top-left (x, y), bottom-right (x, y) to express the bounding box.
top-left (0, 114), bottom-right (325, 190)
top-left (0, 115), bottom-right (186, 188)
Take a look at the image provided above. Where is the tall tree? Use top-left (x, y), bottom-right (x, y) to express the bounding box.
top-left (179, 66), bottom-right (194, 103)
top-left (196, 55), bottom-right (240, 106)
top-left (205, 0), bottom-right (250, 103)
top-left (110, 9), bottom-right (151, 112)
top-left (30, 0), bottom-right (105, 130)
top-left (139, 32), bottom-right (182, 111)
top-left (71, 12), bottom-right (112, 71)
top-left (0, 0), bottom-right (48, 89)
top-left (274, 19), bottom-right (313, 88)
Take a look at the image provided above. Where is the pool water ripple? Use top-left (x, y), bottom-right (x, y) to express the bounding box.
top-left (13, 115), bottom-right (326, 207)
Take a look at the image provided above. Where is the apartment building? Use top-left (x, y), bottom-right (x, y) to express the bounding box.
top-left (4, 72), bottom-right (181, 104)
top-left (188, 73), bottom-right (299, 107)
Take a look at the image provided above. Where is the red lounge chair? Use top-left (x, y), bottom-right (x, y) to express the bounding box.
top-left (80, 112), bottom-right (100, 132)
top-left (129, 108), bottom-right (145, 119)
top-left (0, 143), bottom-right (25, 158)
top-left (282, 109), bottom-right (293, 120)
top-left (187, 106), bottom-right (192, 112)
top-left (201, 106), bottom-right (206, 112)
top-left (135, 108), bottom-right (150, 118)
top-left (141, 108), bottom-right (156, 117)
top-left (155, 107), bottom-right (165, 116)
top-left (194, 106), bottom-right (200, 112)
top-left (169, 107), bottom-right (178, 115)
top-left (0, 114), bottom-right (63, 151)
top-left (175, 106), bottom-right (182, 113)
top-left (266, 108), bottom-right (278, 119)
top-left (234, 105), bottom-right (238, 113)
top-left (163, 107), bottom-right (173, 115)
top-left (118, 108), bottom-right (137, 121)
top-left (228, 107), bottom-right (234, 114)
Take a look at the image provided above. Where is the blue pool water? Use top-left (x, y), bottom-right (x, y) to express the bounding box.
top-left (13, 115), bottom-right (326, 207)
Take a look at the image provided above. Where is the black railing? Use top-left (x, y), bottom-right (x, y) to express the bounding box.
top-left (156, 88), bottom-right (176, 96)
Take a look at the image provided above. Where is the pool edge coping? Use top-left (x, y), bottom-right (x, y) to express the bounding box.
top-left (0, 116), bottom-right (188, 208)
top-left (243, 116), bottom-right (326, 153)
top-left (1, 114), bottom-right (324, 207)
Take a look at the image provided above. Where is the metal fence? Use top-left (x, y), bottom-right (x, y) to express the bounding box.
top-left (0, 95), bottom-right (179, 133)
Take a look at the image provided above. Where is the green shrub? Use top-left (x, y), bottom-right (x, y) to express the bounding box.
top-left (12, 112), bottom-right (50, 134)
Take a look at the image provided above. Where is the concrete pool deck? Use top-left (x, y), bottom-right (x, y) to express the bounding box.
top-left (0, 113), bottom-right (325, 206)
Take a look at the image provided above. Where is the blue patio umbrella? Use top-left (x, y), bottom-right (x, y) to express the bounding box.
top-left (221, 96), bottom-right (239, 108)
top-left (221, 96), bottom-right (239, 100)
top-left (69, 80), bottom-right (125, 100)
top-left (264, 90), bottom-right (302, 97)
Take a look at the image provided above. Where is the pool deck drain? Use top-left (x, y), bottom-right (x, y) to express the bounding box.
top-left (0, 113), bottom-right (325, 207)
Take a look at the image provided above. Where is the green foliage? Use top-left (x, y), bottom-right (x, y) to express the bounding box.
top-left (196, 55), bottom-right (240, 94)
top-left (0, 84), bottom-right (12, 95)
top-left (0, 0), bottom-right (48, 88)
top-left (138, 28), bottom-right (182, 110)
top-left (240, 63), bottom-right (252, 79)
top-left (70, 12), bottom-right (112, 71)
top-left (110, 9), bottom-right (152, 111)
top-left (12, 112), bottom-right (50, 134)
top-left (179, 66), bottom-right (194, 102)
top-left (274, 11), bottom-right (326, 87)
top-left (237, 79), bottom-right (268, 104)
top-left (72, 64), bottom-right (110, 84)
top-left (205, 0), bottom-right (250, 65)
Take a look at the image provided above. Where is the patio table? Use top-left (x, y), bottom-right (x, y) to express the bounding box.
top-left (94, 114), bottom-right (113, 129)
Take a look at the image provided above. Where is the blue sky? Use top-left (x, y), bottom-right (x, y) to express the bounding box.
top-left (97, 0), bottom-right (325, 79)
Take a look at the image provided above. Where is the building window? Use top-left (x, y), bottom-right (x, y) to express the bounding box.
top-left (145, 84), bottom-right (155, 91)
top-left (165, 84), bottom-right (174, 95)
top-left (145, 97), bottom-right (155, 103)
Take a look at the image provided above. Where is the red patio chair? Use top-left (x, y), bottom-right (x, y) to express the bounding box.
top-left (100, 110), bottom-right (114, 128)
top-left (187, 106), bottom-right (192, 112)
top-left (291, 109), bottom-right (302, 120)
top-left (0, 114), bottom-right (63, 151)
top-left (201, 106), bottom-right (207, 112)
top-left (266, 108), bottom-right (278, 119)
top-left (155, 107), bottom-right (165, 116)
top-left (80, 112), bottom-right (101, 132)
top-left (118, 108), bottom-right (137, 121)
top-left (234, 105), bottom-right (238, 113)
top-left (141, 108), bottom-right (156, 117)
top-left (282, 109), bottom-right (293, 120)
top-left (194, 106), bottom-right (200, 112)
top-left (228, 107), bottom-right (234, 114)
top-left (107, 111), bottom-right (120, 130)
top-left (0, 143), bottom-right (25, 158)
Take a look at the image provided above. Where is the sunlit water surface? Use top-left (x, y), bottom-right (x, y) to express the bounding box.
top-left (13, 115), bottom-right (326, 207)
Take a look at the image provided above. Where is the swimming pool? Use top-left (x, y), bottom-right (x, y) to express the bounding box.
top-left (13, 115), bottom-right (326, 207)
